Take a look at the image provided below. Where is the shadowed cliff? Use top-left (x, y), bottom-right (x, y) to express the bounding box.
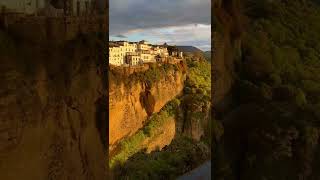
top-left (0, 31), bottom-right (108, 180)
top-left (213, 0), bottom-right (245, 117)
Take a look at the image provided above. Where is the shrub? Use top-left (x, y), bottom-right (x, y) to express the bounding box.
top-left (110, 98), bottom-right (181, 168)
top-left (260, 83), bottom-right (273, 100)
top-left (295, 89), bottom-right (307, 107)
top-left (268, 73), bottom-right (282, 86)
top-left (236, 80), bottom-right (260, 102)
top-left (273, 85), bottom-right (296, 102)
top-left (113, 136), bottom-right (210, 180)
top-left (185, 59), bottom-right (211, 96)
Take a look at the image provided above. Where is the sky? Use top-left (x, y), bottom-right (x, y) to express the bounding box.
top-left (109, 0), bottom-right (211, 51)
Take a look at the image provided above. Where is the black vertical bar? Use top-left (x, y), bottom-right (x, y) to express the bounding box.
top-left (211, 0), bottom-right (214, 172)
top-left (105, 0), bottom-right (110, 178)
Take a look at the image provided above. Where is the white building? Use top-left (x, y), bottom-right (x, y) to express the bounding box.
top-left (109, 43), bottom-right (124, 66)
top-left (126, 52), bottom-right (142, 66)
top-left (108, 40), bottom-right (170, 66)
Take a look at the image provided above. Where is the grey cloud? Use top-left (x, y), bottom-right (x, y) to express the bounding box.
top-left (109, 0), bottom-right (211, 35)
top-left (114, 34), bottom-right (127, 38)
top-left (122, 24), bottom-right (211, 51)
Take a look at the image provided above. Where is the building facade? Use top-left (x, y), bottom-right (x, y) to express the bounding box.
top-left (126, 52), bottom-right (141, 66)
top-left (108, 40), bottom-right (176, 66)
top-left (109, 43), bottom-right (125, 66)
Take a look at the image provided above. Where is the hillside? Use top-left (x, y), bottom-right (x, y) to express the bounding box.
top-left (204, 51), bottom-right (211, 62)
top-left (214, 0), bottom-right (320, 179)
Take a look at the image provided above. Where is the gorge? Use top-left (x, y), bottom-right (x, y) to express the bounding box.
top-left (108, 52), bottom-right (212, 179)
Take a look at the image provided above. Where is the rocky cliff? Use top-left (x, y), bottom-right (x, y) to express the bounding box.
top-left (0, 33), bottom-right (108, 180)
top-left (109, 57), bottom-right (211, 179)
top-left (213, 0), bottom-right (244, 117)
top-left (109, 64), bottom-right (186, 149)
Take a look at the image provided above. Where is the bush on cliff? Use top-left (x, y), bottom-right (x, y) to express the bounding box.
top-left (179, 57), bottom-right (212, 144)
top-left (110, 98), bottom-right (181, 168)
top-left (113, 136), bottom-right (210, 180)
top-left (110, 63), bottom-right (181, 88)
top-left (185, 59), bottom-right (211, 96)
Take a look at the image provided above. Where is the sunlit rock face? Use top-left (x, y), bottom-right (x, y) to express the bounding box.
top-left (109, 66), bottom-right (186, 149)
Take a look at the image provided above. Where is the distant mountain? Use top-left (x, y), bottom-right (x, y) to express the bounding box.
top-left (175, 46), bottom-right (211, 62)
top-left (176, 46), bottom-right (203, 53)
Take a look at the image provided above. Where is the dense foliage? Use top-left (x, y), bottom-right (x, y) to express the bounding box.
top-left (113, 136), bottom-right (210, 180)
top-left (215, 0), bottom-right (320, 179)
top-left (183, 58), bottom-right (213, 145)
top-left (184, 58), bottom-right (211, 96)
top-left (240, 0), bottom-right (320, 104)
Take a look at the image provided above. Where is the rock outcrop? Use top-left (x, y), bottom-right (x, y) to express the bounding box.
top-left (142, 116), bottom-right (176, 153)
top-left (109, 65), bottom-right (186, 149)
top-left (182, 96), bottom-right (211, 141)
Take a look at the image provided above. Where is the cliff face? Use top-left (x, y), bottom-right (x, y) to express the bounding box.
top-left (109, 66), bottom-right (186, 148)
top-left (0, 35), bottom-right (108, 180)
top-left (213, 0), bottom-right (244, 117)
top-left (142, 116), bottom-right (176, 153)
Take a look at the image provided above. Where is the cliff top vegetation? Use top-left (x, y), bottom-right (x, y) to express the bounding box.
top-left (214, 0), bottom-right (320, 179)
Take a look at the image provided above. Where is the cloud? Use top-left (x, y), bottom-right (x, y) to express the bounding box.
top-left (115, 24), bottom-right (211, 51)
top-left (115, 34), bottom-right (127, 38)
top-left (109, 0), bottom-right (211, 51)
top-left (109, 0), bottom-right (211, 35)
